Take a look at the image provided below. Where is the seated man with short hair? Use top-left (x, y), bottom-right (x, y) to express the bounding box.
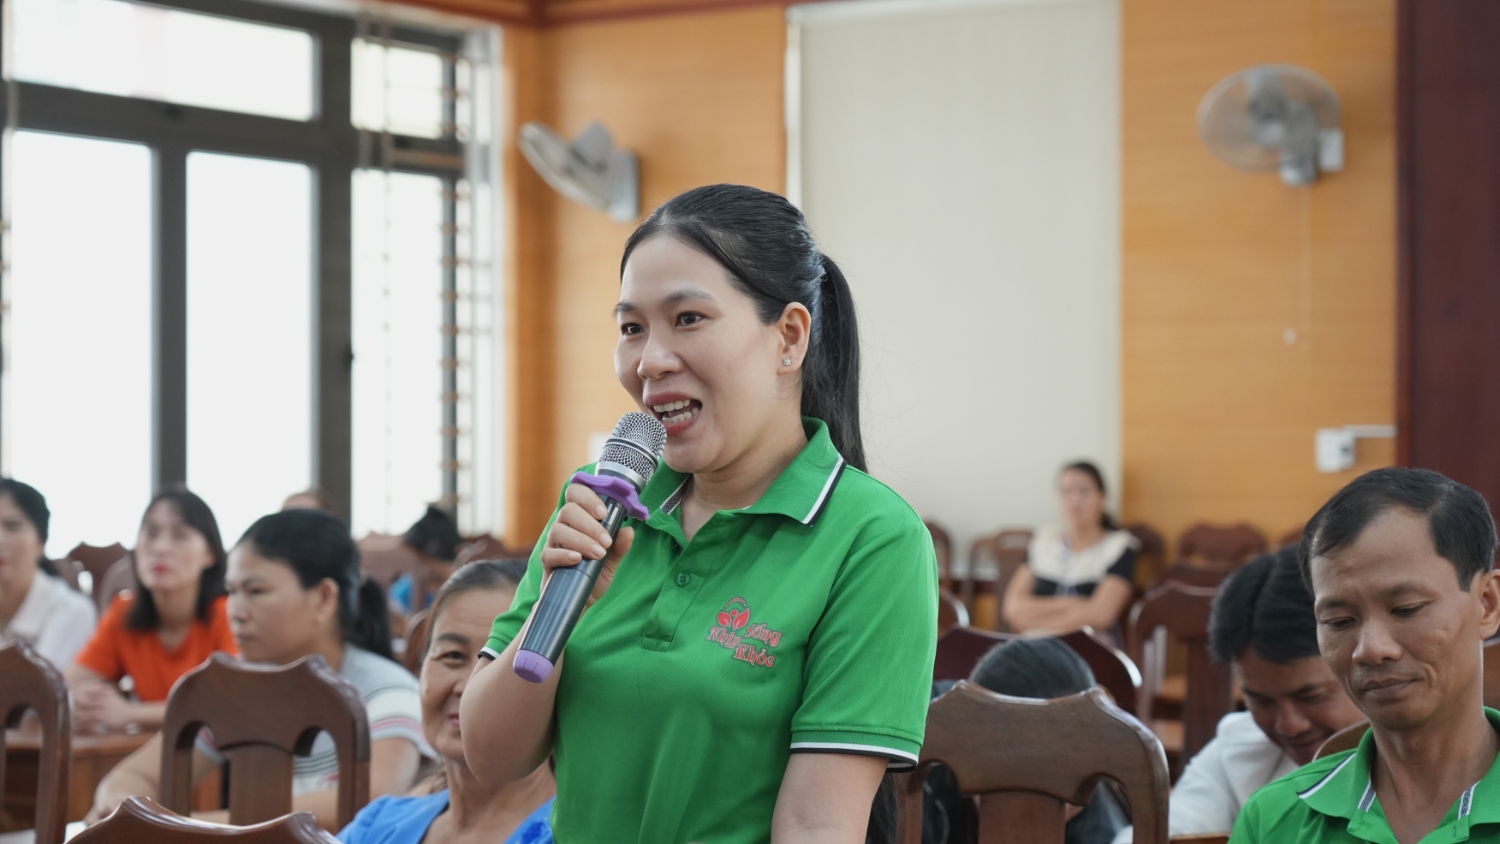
top-left (1231, 467), bottom-right (1500, 844)
top-left (1112, 548), bottom-right (1365, 842)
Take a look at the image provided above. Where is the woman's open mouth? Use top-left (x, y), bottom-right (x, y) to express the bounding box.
top-left (651, 399), bottom-right (702, 429)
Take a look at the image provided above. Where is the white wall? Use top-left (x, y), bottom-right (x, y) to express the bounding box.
top-left (790, 0), bottom-right (1121, 563)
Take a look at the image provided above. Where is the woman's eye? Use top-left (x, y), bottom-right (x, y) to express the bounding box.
top-left (620, 322), bottom-right (642, 336)
top-left (677, 312), bottom-right (703, 327)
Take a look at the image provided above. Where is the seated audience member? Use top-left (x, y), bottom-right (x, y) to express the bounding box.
top-left (1111, 547), bottom-right (1365, 842)
top-left (283, 487), bottom-right (338, 513)
top-left (924, 638), bottom-right (1130, 844)
top-left (1002, 462), bottom-right (1139, 636)
top-left (88, 508), bottom-right (430, 831)
top-left (66, 489), bottom-right (235, 731)
top-left (389, 506), bottom-right (463, 616)
top-left (0, 479), bottom-right (97, 666)
top-left (1231, 468), bottom-right (1500, 844)
top-left (338, 559), bottom-right (554, 844)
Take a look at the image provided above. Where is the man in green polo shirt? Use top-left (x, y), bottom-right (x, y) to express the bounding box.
top-left (1230, 468), bottom-right (1500, 844)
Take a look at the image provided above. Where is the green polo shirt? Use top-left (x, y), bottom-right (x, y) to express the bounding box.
top-left (1229, 708), bottom-right (1500, 844)
top-left (484, 418), bottom-right (937, 844)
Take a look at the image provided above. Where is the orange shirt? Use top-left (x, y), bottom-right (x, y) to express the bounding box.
top-left (74, 594), bottom-right (238, 702)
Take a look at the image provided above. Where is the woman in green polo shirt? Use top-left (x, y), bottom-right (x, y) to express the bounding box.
top-left (461, 184), bottom-right (938, 844)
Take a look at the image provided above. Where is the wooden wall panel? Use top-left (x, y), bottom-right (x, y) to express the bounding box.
top-left (1122, 0), bottom-right (1397, 550)
top-left (500, 7), bottom-right (786, 542)
top-left (1398, 1), bottom-right (1500, 511)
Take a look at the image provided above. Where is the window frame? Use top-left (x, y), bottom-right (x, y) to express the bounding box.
top-left (0, 0), bottom-right (469, 523)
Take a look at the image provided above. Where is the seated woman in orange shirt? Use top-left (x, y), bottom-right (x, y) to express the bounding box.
top-left (64, 488), bottom-right (236, 731)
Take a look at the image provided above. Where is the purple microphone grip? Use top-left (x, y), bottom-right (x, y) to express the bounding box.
top-left (571, 471), bottom-right (650, 521)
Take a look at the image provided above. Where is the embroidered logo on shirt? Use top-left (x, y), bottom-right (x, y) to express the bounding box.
top-left (707, 596), bottom-right (782, 668)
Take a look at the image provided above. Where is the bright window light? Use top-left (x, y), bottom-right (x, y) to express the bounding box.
top-left (6, 132), bottom-right (153, 556)
top-left (14, 0), bottom-right (314, 121)
top-left (186, 153), bottom-right (312, 543)
top-left (351, 169), bottom-right (446, 535)
top-left (352, 39), bottom-right (446, 139)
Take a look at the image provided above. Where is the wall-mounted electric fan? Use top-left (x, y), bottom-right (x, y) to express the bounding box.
top-left (1198, 64), bottom-right (1343, 186)
top-left (519, 121), bottom-right (638, 222)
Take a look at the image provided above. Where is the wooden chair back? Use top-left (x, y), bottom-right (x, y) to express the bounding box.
top-left (160, 653), bottom-right (370, 829)
top-left (1149, 561), bottom-right (1231, 590)
top-left (400, 607), bottom-right (433, 675)
top-left (937, 590), bottom-right (969, 636)
top-left (896, 682), bottom-right (1169, 844)
top-left (1276, 527), bottom-right (1305, 550)
top-left (1314, 721), bottom-right (1370, 760)
top-left (1177, 522), bottom-right (1267, 569)
top-left (60, 543), bottom-right (129, 602)
top-left (72, 797), bottom-right (339, 844)
top-left (0, 641), bottom-right (72, 844)
top-left (454, 535), bottom-right (506, 568)
top-left (1123, 522), bottom-right (1168, 590)
top-left (965, 529), bottom-right (1032, 631)
top-left (1059, 628), bottom-right (1143, 715)
top-left (355, 533), bottom-right (421, 589)
top-left (924, 521), bottom-right (954, 593)
top-left (1129, 580), bottom-right (1234, 763)
top-left (97, 556), bottom-right (138, 613)
top-left (933, 626), bottom-right (1015, 682)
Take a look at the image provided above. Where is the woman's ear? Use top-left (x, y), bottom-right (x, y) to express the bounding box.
top-left (777, 302), bottom-right (812, 372)
top-left (313, 577), bottom-right (341, 626)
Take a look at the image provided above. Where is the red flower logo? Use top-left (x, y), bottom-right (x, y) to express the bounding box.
top-left (717, 598), bottom-right (751, 630)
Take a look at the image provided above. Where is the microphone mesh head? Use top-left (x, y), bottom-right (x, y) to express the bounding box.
top-left (598, 411), bottom-right (667, 487)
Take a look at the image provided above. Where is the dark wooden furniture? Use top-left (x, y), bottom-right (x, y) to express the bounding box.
top-left (1176, 523), bottom-right (1266, 570)
top-left (400, 607), bottom-right (433, 675)
top-left (355, 534), bottom-right (421, 590)
top-left (73, 796), bottom-right (339, 844)
top-left (1314, 721), bottom-right (1370, 761)
top-left (0, 642), bottom-right (71, 844)
top-left (4, 726), bottom-right (151, 829)
top-left (1059, 628), bottom-right (1142, 716)
top-left (1129, 580), bottom-right (1234, 767)
top-left (1149, 561), bottom-right (1230, 591)
top-left (896, 682), bottom-right (1169, 844)
top-left (924, 521), bottom-right (954, 593)
top-left (59, 544), bottom-right (129, 608)
top-left (1123, 522), bottom-right (1167, 590)
top-left (96, 558), bottom-right (137, 614)
top-left (1397, 1), bottom-right (1500, 513)
top-left (964, 529), bottom-right (1031, 631)
top-left (1276, 527), bottom-right (1304, 550)
top-left (931, 626), bottom-right (1142, 716)
top-left (936, 591), bottom-right (968, 636)
top-left (160, 654), bottom-right (370, 829)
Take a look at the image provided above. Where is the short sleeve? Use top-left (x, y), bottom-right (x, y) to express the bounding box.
top-left (1167, 732), bottom-right (1239, 835)
top-left (336, 794), bottom-right (393, 844)
top-left (789, 517), bottom-right (938, 771)
top-left (366, 686), bottom-right (431, 756)
top-left (1105, 546), bottom-right (1138, 584)
top-left (37, 588), bottom-right (97, 668)
top-left (484, 481), bottom-right (572, 658)
top-left (72, 596), bottom-right (129, 680)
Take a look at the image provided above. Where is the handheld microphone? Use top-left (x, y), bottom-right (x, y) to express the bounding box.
top-left (514, 411), bottom-right (667, 683)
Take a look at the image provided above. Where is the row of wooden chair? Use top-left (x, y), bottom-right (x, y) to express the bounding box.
top-left (2, 640), bottom-right (370, 844)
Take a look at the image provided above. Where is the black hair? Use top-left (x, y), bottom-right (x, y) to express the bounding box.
top-left (239, 509), bottom-right (393, 660)
top-left (1300, 467), bottom-right (1497, 591)
top-left (969, 637), bottom-right (1096, 699)
top-left (0, 478), bottom-right (56, 577)
top-left (1209, 548), bottom-right (1319, 664)
top-left (403, 505), bottom-right (463, 561)
top-left (428, 558), bottom-right (528, 630)
top-left (1061, 461), bottom-right (1117, 531)
top-left (127, 488), bottom-right (229, 631)
top-left (621, 184), bottom-right (866, 472)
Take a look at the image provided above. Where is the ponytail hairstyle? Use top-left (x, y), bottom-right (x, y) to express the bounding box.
top-left (1061, 460), bottom-right (1116, 530)
top-left (127, 487), bottom-right (228, 631)
top-left (238, 509), bottom-right (393, 660)
top-left (621, 184), bottom-right (866, 471)
top-left (0, 478), bottom-right (56, 576)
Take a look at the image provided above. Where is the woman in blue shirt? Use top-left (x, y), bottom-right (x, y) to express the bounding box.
top-left (340, 560), bottom-right (555, 844)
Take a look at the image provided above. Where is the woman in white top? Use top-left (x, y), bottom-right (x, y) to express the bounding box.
top-left (1002, 461), bottom-right (1138, 636)
top-left (0, 479), bottom-right (97, 667)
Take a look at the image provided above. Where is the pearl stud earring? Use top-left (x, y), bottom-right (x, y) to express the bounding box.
top-left (783, 357), bottom-right (793, 367)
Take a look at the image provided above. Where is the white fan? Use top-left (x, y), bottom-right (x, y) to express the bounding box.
top-left (1198, 64), bottom-right (1343, 186)
top-left (519, 121), bottom-right (639, 222)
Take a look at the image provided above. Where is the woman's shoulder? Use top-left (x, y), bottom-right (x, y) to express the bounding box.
top-left (341, 646), bottom-right (420, 697)
top-left (45, 574), bottom-right (97, 619)
top-left (96, 592), bottom-right (137, 629)
top-left (826, 466), bottom-right (926, 532)
top-left (338, 790), bottom-right (448, 844)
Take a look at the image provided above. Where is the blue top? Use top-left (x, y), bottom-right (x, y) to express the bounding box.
top-left (337, 790), bottom-right (553, 844)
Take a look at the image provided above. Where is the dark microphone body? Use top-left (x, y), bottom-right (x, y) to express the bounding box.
top-left (514, 411), bottom-right (666, 683)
